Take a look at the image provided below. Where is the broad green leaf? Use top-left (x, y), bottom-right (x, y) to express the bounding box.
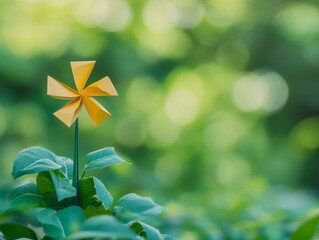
top-left (162, 234), bottom-right (176, 240)
top-left (57, 206), bottom-right (85, 236)
top-left (0, 223), bottom-right (38, 240)
top-left (131, 221), bottom-right (146, 238)
top-left (37, 172), bottom-right (73, 210)
top-left (12, 147), bottom-right (62, 179)
top-left (37, 206), bottom-right (85, 240)
top-left (131, 222), bottom-right (164, 240)
top-left (93, 177), bottom-right (113, 209)
top-left (56, 156), bottom-right (73, 180)
top-left (0, 184), bottom-right (10, 214)
top-left (79, 177), bottom-right (96, 209)
top-left (37, 208), bottom-right (64, 239)
top-left (114, 193), bottom-right (164, 222)
top-left (50, 171), bottom-right (76, 202)
top-left (84, 147), bottom-right (125, 171)
top-left (83, 203), bottom-right (109, 218)
top-left (68, 215), bottom-right (136, 239)
top-left (7, 181), bottom-right (42, 211)
top-left (80, 177), bottom-right (113, 213)
top-left (291, 214), bottom-right (319, 240)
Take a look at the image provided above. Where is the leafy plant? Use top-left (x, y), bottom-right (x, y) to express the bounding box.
top-left (292, 212), bottom-right (319, 240)
top-left (0, 146), bottom-right (172, 240)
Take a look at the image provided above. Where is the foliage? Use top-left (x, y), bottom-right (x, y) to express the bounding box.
top-left (0, 146), bottom-right (170, 240)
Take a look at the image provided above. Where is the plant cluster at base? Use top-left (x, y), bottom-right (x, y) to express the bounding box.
top-left (0, 147), bottom-right (173, 240)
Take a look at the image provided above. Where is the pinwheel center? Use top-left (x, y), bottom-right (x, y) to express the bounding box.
top-left (80, 90), bottom-right (86, 97)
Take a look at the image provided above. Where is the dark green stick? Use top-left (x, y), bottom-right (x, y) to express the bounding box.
top-left (73, 118), bottom-right (80, 206)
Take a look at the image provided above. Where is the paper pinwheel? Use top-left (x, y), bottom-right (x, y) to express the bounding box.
top-left (47, 61), bottom-right (118, 127)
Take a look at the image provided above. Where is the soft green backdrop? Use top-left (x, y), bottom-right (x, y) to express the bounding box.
top-left (1, 0), bottom-right (319, 238)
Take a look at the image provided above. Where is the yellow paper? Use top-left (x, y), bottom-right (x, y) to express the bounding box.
top-left (83, 77), bottom-right (118, 96)
top-left (82, 96), bottom-right (111, 126)
top-left (71, 61), bottom-right (95, 92)
top-left (47, 61), bottom-right (118, 127)
top-left (47, 76), bottom-right (80, 99)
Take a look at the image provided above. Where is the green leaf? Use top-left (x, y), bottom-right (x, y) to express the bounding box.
top-left (42, 236), bottom-right (54, 240)
top-left (37, 208), bottom-right (64, 239)
top-left (291, 214), bottom-right (319, 240)
top-left (84, 147), bottom-right (125, 171)
top-left (7, 181), bottom-right (42, 211)
top-left (0, 223), bottom-right (38, 240)
top-left (50, 171), bottom-right (76, 202)
top-left (92, 177), bottom-right (113, 209)
top-left (37, 172), bottom-right (73, 210)
top-left (56, 156), bottom-right (73, 180)
top-left (162, 235), bottom-right (176, 240)
top-left (80, 177), bottom-right (113, 211)
top-left (68, 215), bottom-right (136, 239)
top-left (79, 177), bottom-right (96, 209)
top-left (114, 193), bottom-right (164, 222)
top-left (12, 147), bottom-right (63, 179)
top-left (132, 222), bottom-right (164, 240)
top-left (83, 203), bottom-right (110, 218)
top-left (57, 206), bottom-right (85, 236)
top-left (37, 206), bottom-right (85, 240)
top-left (131, 221), bottom-right (146, 237)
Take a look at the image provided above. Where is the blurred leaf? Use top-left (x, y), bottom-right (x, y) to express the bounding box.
top-left (50, 171), bottom-right (76, 202)
top-left (68, 215), bottom-right (136, 239)
top-left (84, 147), bottom-right (126, 171)
top-left (12, 147), bottom-right (62, 179)
top-left (37, 206), bottom-right (85, 239)
top-left (291, 214), bottom-right (319, 240)
top-left (131, 220), bottom-right (146, 237)
top-left (7, 181), bottom-right (42, 211)
top-left (0, 223), bottom-right (38, 240)
top-left (114, 193), bottom-right (164, 223)
top-left (131, 221), bottom-right (164, 240)
top-left (42, 236), bottom-right (54, 240)
top-left (0, 184), bottom-right (10, 214)
top-left (56, 206), bottom-right (85, 236)
top-left (37, 208), bottom-right (64, 239)
top-left (162, 234), bottom-right (177, 240)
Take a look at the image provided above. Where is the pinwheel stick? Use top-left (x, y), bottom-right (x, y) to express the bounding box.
top-left (73, 118), bottom-right (80, 206)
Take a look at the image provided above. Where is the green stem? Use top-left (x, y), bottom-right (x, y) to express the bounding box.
top-left (73, 118), bottom-right (80, 206)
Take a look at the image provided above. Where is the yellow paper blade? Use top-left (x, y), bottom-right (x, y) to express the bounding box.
top-left (47, 76), bottom-right (80, 99)
top-left (71, 61), bottom-right (96, 92)
top-left (53, 97), bottom-right (83, 127)
top-left (83, 76), bottom-right (118, 97)
top-left (82, 95), bottom-right (111, 126)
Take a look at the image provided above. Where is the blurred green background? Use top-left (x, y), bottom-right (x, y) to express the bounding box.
top-left (1, 0), bottom-right (319, 238)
